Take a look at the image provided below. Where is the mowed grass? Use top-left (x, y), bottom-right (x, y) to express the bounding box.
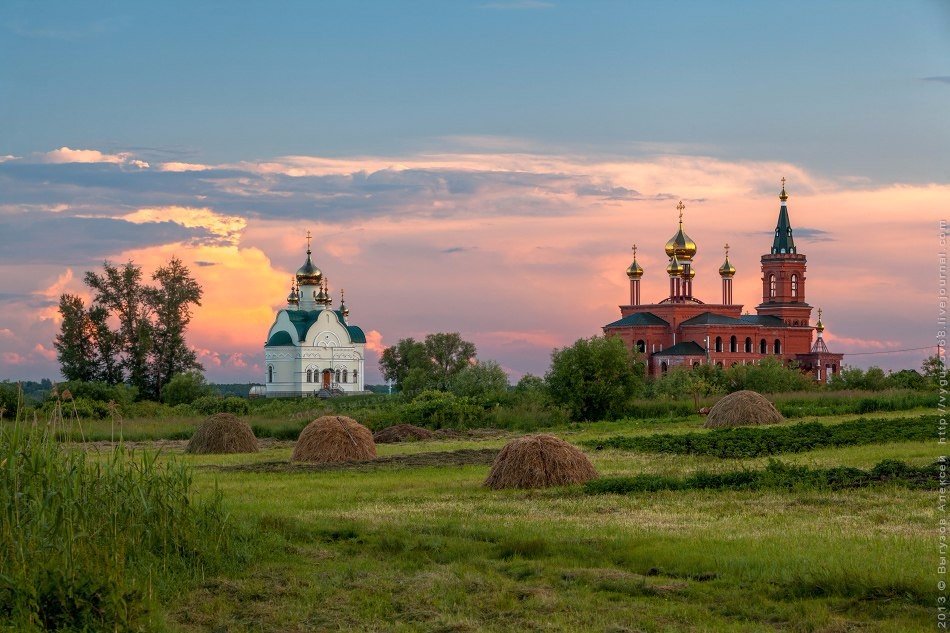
top-left (97, 409), bottom-right (940, 632)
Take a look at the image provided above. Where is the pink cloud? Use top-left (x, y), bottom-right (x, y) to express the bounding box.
top-left (40, 147), bottom-right (149, 168)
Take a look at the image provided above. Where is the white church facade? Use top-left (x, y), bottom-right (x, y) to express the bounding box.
top-left (263, 234), bottom-right (367, 397)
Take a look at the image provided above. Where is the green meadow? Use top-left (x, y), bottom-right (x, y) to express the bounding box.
top-left (3, 405), bottom-right (941, 632)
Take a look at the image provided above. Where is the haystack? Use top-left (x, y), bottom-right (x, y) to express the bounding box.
top-left (703, 390), bottom-right (784, 428)
top-left (291, 415), bottom-right (376, 463)
top-left (373, 423), bottom-right (434, 444)
top-left (185, 413), bottom-right (259, 454)
top-left (484, 433), bottom-right (598, 490)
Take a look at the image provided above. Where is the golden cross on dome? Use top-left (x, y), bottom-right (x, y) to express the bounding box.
top-left (340, 288), bottom-right (345, 300)
top-left (676, 200), bottom-right (685, 221)
top-left (724, 242), bottom-right (730, 256)
top-left (631, 244), bottom-right (638, 258)
top-left (305, 230), bottom-right (312, 251)
top-left (817, 307), bottom-right (822, 321)
top-left (781, 177), bottom-right (786, 188)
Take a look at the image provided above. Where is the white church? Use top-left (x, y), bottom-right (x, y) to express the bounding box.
top-left (263, 233), bottom-right (367, 397)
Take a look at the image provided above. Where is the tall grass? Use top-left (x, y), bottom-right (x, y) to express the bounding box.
top-left (0, 396), bottom-right (248, 631)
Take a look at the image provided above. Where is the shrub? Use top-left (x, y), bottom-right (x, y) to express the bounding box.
top-left (588, 415), bottom-right (936, 458)
top-left (162, 371), bottom-right (213, 406)
top-left (399, 390), bottom-right (486, 429)
top-left (191, 395), bottom-right (250, 416)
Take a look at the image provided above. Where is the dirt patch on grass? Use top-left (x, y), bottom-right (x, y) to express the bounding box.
top-left (73, 438), bottom-right (295, 452)
top-left (204, 447), bottom-right (500, 473)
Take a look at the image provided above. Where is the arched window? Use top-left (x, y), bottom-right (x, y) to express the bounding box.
top-left (774, 339), bottom-right (782, 354)
top-left (267, 365), bottom-right (273, 383)
top-left (769, 274), bottom-right (776, 299)
top-left (353, 370), bottom-right (358, 383)
top-left (715, 336), bottom-right (723, 352)
top-left (730, 335), bottom-right (737, 353)
top-left (306, 369), bottom-right (312, 383)
top-left (760, 339), bottom-right (767, 354)
top-left (343, 369), bottom-right (349, 382)
top-left (692, 361), bottom-right (700, 368)
top-left (660, 362), bottom-right (668, 374)
top-left (745, 337), bottom-right (753, 353)
top-left (716, 361), bottom-right (723, 369)
top-left (335, 369), bottom-right (341, 383)
top-left (636, 339), bottom-right (646, 353)
top-left (791, 274), bottom-right (798, 299)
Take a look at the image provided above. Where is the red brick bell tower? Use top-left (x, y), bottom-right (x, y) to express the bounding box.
top-left (756, 179), bottom-right (813, 329)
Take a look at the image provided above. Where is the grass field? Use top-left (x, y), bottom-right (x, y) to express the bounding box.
top-left (81, 408), bottom-right (930, 633)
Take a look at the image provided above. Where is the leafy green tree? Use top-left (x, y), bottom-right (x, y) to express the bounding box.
top-left (423, 332), bottom-right (477, 390)
top-left (379, 338), bottom-right (432, 390)
top-left (922, 354), bottom-right (945, 388)
top-left (146, 258), bottom-right (203, 400)
top-left (449, 360), bottom-right (509, 401)
top-left (724, 357), bottom-right (814, 393)
top-left (889, 369), bottom-right (926, 390)
top-left (162, 371), bottom-right (213, 406)
top-left (54, 294), bottom-right (97, 382)
top-left (545, 335), bottom-right (645, 421)
top-left (515, 373), bottom-right (547, 394)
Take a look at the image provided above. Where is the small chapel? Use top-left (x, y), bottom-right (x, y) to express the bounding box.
top-left (263, 233), bottom-right (368, 397)
top-left (604, 181), bottom-right (843, 382)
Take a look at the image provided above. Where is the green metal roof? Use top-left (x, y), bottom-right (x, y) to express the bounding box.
top-left (605, 312), bottom-right (669, 328)
top-left (275, 309), bottom-right (366, 344)
top-left (679, 312), bottom-right (747, 326)
top-left (771, 202), bottom-right (797, 254)
top-left (740, 315), bottom-right (787, 327)
top-left (266, 330), bottom-right (294, 346)
top-left (653, 341), bottom-right (707, 357)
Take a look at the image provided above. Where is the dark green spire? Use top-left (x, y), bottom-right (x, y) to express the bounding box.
top-left (771, 179), bottom-right (796, 255)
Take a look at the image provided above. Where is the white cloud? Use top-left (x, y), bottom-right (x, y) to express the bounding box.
top-left (39, 147), bottom-right (149, 168)
top-left (157, 162), bottom-right (212, 172)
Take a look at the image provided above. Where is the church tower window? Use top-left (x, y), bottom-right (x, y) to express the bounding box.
top-left (267, 365), bottom-right (274, 383)
top-left (791, 274), bottom-right (798, 299)
top-left (769, 274), bottom-right (776, 299)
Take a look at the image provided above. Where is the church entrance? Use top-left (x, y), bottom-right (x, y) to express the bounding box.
top-left (322, 369), bottom-right (332, 390)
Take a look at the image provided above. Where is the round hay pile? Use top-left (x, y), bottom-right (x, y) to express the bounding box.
top-left (291, 415), bottom-right (376, 463)
top-left (186, 413), bottom-right (259, 454)
top-left (373, 423), bottom-right (434, 444)
top-left (484, 433), bottom-right (598, 490)
top-left (703, 390), bottom-right (784, 428)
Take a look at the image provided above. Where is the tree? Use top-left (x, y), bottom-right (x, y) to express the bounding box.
top-left (54, 294), bottom-right (97, 382)
top-left (379, 338), bottom-right (432, 390)
top-left (424, 332), bottom-right (477, 390)
top-left (922, 354), bottom-right (945, 388)
top-left (84, 261), bottom-right (153, 394)
top-left (449, 360), bottom-right (509, 401)
top-left (545, 335), bottom-right (645, 421)
top-left (162, 371), bottom-right (213, 406)
top-left (146, 258), bottom-right (203, 400)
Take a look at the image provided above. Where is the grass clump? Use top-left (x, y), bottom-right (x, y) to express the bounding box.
top-left (0, 420), bottom-right (246, 631)
top-left (585, 459), bottom-right (937, 495)
top-left (589, 414), bottom-right (936, 458)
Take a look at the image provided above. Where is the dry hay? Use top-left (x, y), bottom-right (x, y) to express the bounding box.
top-left (185, 413), bottom-right (259, 454)
top-left (703, 390), bottom-right (784, 428)
top-left (373, 423), bottom-right (435, 444)
top-left (484, 433), bottom-right (598, 490)
top-left (291, 415), bottom-right (376, 463)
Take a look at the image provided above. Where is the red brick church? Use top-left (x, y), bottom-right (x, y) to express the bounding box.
top-left (604, 181), bottom-right (843, 382)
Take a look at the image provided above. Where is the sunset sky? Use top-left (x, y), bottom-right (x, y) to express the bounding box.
top-left (1, 1), bottom-right (948, 384)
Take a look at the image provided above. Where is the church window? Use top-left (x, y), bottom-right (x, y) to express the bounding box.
top-left (760, 339), bottom-right (767, 354)
top-left (636, 339), bottom-right (646, 353)
top-left (715, 336), bottom-right (723, 352)
top-left (335, 369), bottom-right (341, 383)
top-left (745, 337), bottom-right (752, 353)
top-left (306, 369), bottom-right (312, 383)
top-left (716, 361), bottom-right (723, 369)
top-left (353, 370), bottom-right (358, 383)
top-left (774, 339), bottom-right (782, 354)
top-left (769, 274), bottom-right (776, 299)
top-left (267, 365), bottom-right (273, 383)
top-left (791, 274), bottom-right (798, 298)
top-left (343, 369), bottom-right (349, 382)
top-left (730, 336), bottom-right (737, 353)
top-left (692, 361), bottom-right (700, 368)
top-left (660, 362), bottom-right (668, 374)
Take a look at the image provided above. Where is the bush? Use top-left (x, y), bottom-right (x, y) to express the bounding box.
top-left (162, 371), bottom-right (213, 406)
top-left (191, 395), bottom-right (250, 416)
top-left (588, 415), bottom-right (936, 458)
top-left (546, 336), bottom-right (645, 421)
top-left (584, 459), bottom-right (937, 495)
top-left (399, 390), bottom-right (486, 429)
top-left (723, 358), bottom-right (815, 394)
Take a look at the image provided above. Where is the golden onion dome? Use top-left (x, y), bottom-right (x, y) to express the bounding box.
top-left (626, 244), bottom-right (644, 278)
top-left (286, 278), bottom-right (299, 304)
top-left (296, 248), bottom-right (323, 286)
top-left (685, 264), bottom-right (696, 280)
top-left (664, 201), bottom-right (697, 260)
top-left (718, 243), bottom-right (736, 277)
top-left (815, 307), bottom-right (824, 333)
top-left (666, 253), bottom-right (683, 276)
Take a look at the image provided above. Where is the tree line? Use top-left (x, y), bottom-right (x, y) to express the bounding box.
top-left (54, 258), bottom-right (203, 401)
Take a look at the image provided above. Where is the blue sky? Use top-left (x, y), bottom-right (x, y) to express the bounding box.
top-left (2, 1), bottom-right (948, 180)
top-left (0, 1), bottom-right (947, 382)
